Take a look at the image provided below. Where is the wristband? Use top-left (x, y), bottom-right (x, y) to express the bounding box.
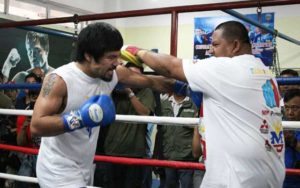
top-left (128, 92), bottom-right (135, 98)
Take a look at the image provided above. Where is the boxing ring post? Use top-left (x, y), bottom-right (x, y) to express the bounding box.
top-left (170, 11), bottom-right (178, 56)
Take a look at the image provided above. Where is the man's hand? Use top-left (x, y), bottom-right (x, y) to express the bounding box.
top-left (62, 95), bottom-right (116, 132)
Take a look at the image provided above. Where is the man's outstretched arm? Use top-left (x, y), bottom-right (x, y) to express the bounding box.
top-left (116, 65), bottom-right (175, 94)
top-left (121, 46), bottom-right (187, 82)
top-left (138, 50), bottom-right (187, 82)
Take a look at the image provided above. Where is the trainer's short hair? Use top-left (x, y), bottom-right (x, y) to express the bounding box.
top-left (215, 21), bottom-right (250, 45)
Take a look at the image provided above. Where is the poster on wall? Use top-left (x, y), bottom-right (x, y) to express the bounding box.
top-left (0, 18), bottom-right (74, 83)
top-left (194, 12), bottom-right (274, 66)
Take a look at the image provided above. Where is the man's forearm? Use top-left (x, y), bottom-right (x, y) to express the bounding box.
top-left (146, 75), bottom-right (175, 94)
top-left (137, 50), bottom-right (186, 82)
top-left (138, 50), bottom-right (176, 78)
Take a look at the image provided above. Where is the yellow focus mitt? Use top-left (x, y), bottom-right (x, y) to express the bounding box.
top-left (120, 45), bottom-right (143, 67)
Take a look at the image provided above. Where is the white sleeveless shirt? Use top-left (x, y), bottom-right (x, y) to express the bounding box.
top-left (36, 62), bottom-right (118, 188)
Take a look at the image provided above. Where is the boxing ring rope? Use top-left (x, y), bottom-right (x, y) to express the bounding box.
top-left (0, 173), bottom-right (38, 184)
top-left (0, 0), bottom-right (299, 56)
top-left (0, 143), bottom-right (299, 185)
top-left (1, 108), bottom-right (300, 129)
top-left (1, 76), bottom-right (300, 90)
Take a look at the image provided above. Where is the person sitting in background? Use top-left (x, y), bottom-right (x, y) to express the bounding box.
top-left (283, 88), bottom-right (300, 188)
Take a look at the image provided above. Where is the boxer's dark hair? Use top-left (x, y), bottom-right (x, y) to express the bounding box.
top-left (215, 21), bottom-right (250, 45)
top-left (75, 22), bottom-right (123, 63)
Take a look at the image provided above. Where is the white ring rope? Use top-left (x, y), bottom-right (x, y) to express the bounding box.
top-left (0, 108), bottom-right (300, 129)
top-left (0, 173), bottom-right (38, 183)
top-left (0, 173), bottom-right (100, 188)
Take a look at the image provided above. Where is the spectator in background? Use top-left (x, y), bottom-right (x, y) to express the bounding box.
top-left (1, 31), bottom-right (53, 83)
top-left (15, 72), bottom-right (42, 110)
top-left (31, 67), bottom-right (45, 82)
top-left (95, 62), bottom-right (156, 188)
top-left (0, 72), bottom-right (19, 188)
top-left (283, 88), bottom-right (300, 188)
top-left (157, 93), bottom-right (198, 188)
top-left (15, 83), bottom-right (41, 188)
top-left (4, 81), bottom-right (18, 107)
top-left (192, 125), bottom-right (205, 188)
top-left (279, 69), bottom-right (299, 98)
top-left (278, 69), bottom-right (299, 120)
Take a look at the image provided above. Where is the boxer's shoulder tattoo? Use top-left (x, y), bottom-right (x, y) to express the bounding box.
top-left (42, 74), bottom-right (56, 97)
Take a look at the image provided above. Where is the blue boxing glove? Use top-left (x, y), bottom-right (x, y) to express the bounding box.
top-left (173, 80), bottom-right (203, 108)
top-left (62, 95), bottom-right (115, 132)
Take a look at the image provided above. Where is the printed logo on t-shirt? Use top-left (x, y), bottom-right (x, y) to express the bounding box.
top-left (261, 79), bottom-right (284, 156)
top-left (262, 79), bottom-right (280, 108)
top-left (260, 111), bottom-right (284, 155)
top-left (250, 68), bottom-right (274, 76)
top-left (270, 121), bottom-right (284, 153)
top-left (260, 120), bottom-right (269, 134)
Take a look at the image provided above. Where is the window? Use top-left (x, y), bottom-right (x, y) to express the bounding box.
top-left (9, 0), bottom-right (46, 19)
top-left (0, 0), bottom-right (4, 13)
top-left (49, 9), bottom-right (75, 29)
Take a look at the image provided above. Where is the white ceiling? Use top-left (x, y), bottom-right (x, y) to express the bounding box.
top-left (34, 0), bottom-right (249, 13)
top-left (14, 0), bottom-right (300, 28)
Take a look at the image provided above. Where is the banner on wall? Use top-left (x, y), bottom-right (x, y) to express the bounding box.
top-left (0, 18), bottom-right (74, 83)
top-left (194, 13), bottom-right (274, 66)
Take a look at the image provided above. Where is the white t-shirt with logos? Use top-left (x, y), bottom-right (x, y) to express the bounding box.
top-left (36, 62), bottom-right (118, 188)
top-left (183, 55), bottom-right (285, 188)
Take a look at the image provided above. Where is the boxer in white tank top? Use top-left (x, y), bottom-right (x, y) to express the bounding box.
top-left (31, 22), bottom-right (174, 188)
